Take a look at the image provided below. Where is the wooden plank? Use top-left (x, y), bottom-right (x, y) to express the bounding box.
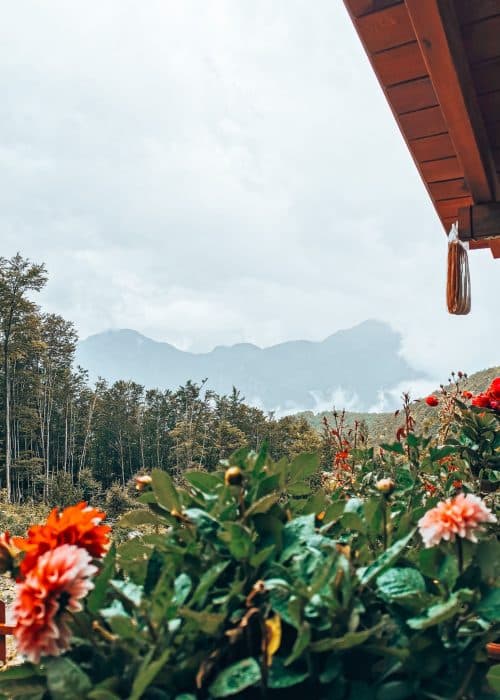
top-left (387, 77), bottom-right (437, 114)
top-left (455, 0), bottom-right (500, 25)
top-left (0, 601), bottom-right (5, 664)
top-left (471, 202), bottom-right (500, 237)
top-left (356, 3), bottom-right (415, 53)
top-left (436, 196), bottom-right (473, 221)
top-left (429, 178), bottom-right (470, 200)
top-left (411, 132), bottom-right (456, 161)
top-left (490, 238), bottom-right (500, 256)
top-left (487, 121), bottom-right (500, 147)
top-left (406, 0), bottom-right (498, 201)
top-left (478, 90), bottom-right (500, 123)
top-left (462, 15), bottom-right (500, 64)
top-left (399, 105), bottom-right (446, 139)
top-left (372, 42), bottom-right (427, 86)
top-left (421, 156), bottom-right (464, 182)
top-left (472, 58), bottom-right (500, 95)
top-left (344, 0), bottom-right (402, 19)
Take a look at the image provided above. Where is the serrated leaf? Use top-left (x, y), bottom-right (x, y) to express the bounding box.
top-left (376, 567), bottom-right (426, 601)
top-left (209, 658), bottom-right (261, 698)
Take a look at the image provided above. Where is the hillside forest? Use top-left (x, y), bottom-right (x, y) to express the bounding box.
top-left (0, 254), bottom-right (324, 506)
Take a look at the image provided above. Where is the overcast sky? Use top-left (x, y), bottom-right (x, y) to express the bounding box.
top-left (1, 0), bottom-right (498, 385)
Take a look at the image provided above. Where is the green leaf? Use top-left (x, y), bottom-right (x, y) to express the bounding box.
top-left (380, 442), bottom-right (405, 455)
top-left (310, 623), bottom-right (383, 652)
top-left (287, 482), bottom-right (312, 497)
top-left (151, 468), bottom-right (181, 511)
top-left (406, 591), bottom-right (464, 629)
top-left (245, 493), bottom-right (279, 517)
top-left (181, 608), bottom-right (225, 634)
top-left (87, 544), bottom-right (116, 614)
top-left (285, 622), bottom-right (311, 665)
top-left (111, 579), bottom-right (143, 607)
top-left (358, 529), bottom-right (415, 586)
top-left (376, 567), bottom-right (426, 601)
top-left (191, 562), bottom-right (230, 606)
top-left (45, 658), bottom-right (91, 700)
top-left (173, 573), bottom-right (192, 606)
top-left (376, 681), bottom-right (413, 700)
top-left (477, 588), bottom-right (500, 622)
top-left (268, 658), bottom-right (308, 689)
top-left (341, 512), bottom-right (366, 533)
top-left (219, 523), bottom-right (253, 560)
top-left (250, 545), bottom-right (275, 568)
top-left (87, 691), bottom-right (121, 700)
top-left (209, 658), bottom-right (261, 698)
top-left (118, 509), bottom-right (163, 527)
top-left (418, 549), bottom-right (458, 590)
top-left (185, 470), bottom-right (222, 492)
top-left (487, 665), bottom-right (500, 693)
top-left (289, 453), bottom-right (319, 482)
top-left (477, 539), bottom-right (500, 580)
top-left (129, 648), bottom-right (171, 700)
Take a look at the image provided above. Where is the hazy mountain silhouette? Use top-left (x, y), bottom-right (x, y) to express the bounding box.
top-left (76, 320), bottom-right (426, 412)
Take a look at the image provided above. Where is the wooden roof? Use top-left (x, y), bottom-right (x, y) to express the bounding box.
top-left (344, 0), bottom-right (500, 258)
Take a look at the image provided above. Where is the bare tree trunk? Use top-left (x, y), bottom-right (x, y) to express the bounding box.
top-left (4, 341), bottom-right (11, 502)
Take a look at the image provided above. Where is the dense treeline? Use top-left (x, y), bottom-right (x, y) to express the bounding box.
top-left (0, 254), bottom-right (321, 504)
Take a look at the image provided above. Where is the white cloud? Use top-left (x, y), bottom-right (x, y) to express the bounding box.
top-left (0, 0), bottom-right (498, 384)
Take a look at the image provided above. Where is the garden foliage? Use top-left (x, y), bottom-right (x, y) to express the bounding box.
top-left (0, 382), bottom-right (499, 699)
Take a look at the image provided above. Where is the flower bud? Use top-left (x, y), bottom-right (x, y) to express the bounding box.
top-left (135, 474), bottom-right (152, 491)
top-left (376, 478), bottom-right (395, 495)
top-left (0, 532), bottom-right (19, 574)
top-left (224, 466), bottom-right (243, 486)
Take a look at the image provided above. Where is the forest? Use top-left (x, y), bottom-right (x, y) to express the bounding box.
top-left (0, 253), bottom-right (323, 505)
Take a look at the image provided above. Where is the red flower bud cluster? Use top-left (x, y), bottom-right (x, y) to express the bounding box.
top-left (424, 395), bottom-right (439, 407)
top-left (467, 377), bottom-right (500, 412)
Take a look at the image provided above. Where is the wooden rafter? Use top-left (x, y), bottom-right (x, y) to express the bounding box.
top-left (405, 0), bottom-right (499, 203)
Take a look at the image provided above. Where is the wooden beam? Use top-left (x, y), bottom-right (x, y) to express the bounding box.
top-left (458, 203), bottom-right (500, 240)
top-left (405, 0), bottom-right (499, 203)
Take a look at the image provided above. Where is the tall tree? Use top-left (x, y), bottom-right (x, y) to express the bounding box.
top-left (0, 254), bottom-right (46, 501)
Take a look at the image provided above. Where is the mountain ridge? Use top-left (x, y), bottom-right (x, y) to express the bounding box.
top-left (76, 320), bottom-right (427, 413)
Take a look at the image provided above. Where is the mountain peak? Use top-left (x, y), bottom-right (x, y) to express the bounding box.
top-left (76, 320), bottom-right (425, 412)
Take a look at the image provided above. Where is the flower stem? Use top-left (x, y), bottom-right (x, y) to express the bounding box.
top-left (456, 538), bottom-right (463, 575)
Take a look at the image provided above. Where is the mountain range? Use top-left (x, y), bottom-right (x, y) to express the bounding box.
top-left (76, 320), bottom-right (427, 413)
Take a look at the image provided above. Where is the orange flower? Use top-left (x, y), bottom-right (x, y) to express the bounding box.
top-left (14, 544), bottom-right (97, 663)
top-left (418, 493), bottom-right (496, 548)
top-left (14, 502), bottom-right (110, 577)
top-left (452, 480), bottom-right (463, 489)
top-left (461, 391), bottom-right (473, 400)
top-left (425, 395), bottom-right (439, 407)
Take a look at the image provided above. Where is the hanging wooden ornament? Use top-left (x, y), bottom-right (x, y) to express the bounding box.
top-left (446, 223), bottom-right (471, 315)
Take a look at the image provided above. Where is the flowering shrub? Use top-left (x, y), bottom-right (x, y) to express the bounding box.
top-left (0, 379), bottom-right (498, 699)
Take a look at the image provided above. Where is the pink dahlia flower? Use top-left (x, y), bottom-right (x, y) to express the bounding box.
top-left (418, 493), bottom-right (497, 548)
top-left (14, 544), bottom-right (97, 663)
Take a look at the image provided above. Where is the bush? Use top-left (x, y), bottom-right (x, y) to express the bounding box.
top-left (1, 380), bottom-right (499, 699)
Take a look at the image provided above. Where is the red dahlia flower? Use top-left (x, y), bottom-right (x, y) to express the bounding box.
top-left (425, 395), bottom-right (439, 407)
top-left (14, 544), bottom-right (97, 663)
top-left (14, 502), bottom-right (110, 577)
